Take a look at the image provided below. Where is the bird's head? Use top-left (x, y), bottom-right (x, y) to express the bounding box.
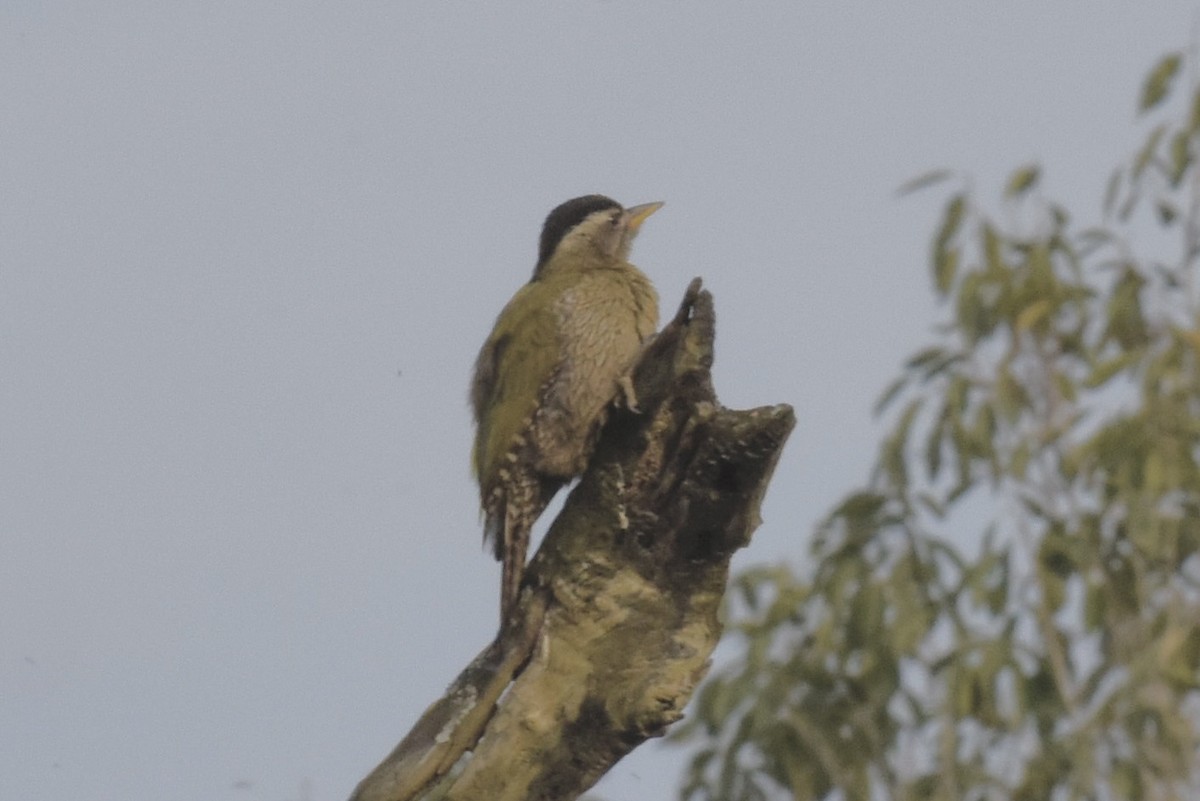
top-left (533, 194), bottom-right (663, 278)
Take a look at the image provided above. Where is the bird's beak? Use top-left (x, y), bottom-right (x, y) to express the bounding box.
top-left (623, 201), bottom-right (664, 233)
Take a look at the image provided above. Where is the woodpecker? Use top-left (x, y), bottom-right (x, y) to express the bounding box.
top-left (470, 195), bottom-right (661, 622)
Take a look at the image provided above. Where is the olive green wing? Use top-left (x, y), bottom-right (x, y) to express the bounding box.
top-left (470, 281), bottom-right (562, 491)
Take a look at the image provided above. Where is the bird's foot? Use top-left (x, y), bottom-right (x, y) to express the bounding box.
top-left (617, 374), bottom-right (641, 413)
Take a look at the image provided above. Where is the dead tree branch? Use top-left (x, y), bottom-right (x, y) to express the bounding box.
top-left (351, 279), bottom-right (795, 801)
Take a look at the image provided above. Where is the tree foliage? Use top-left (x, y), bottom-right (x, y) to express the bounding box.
top-left (676, 48), bottom-right (1200, 801)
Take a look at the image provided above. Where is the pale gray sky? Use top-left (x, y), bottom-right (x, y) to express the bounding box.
top-left (2, 3), bottom-right (1196, 800)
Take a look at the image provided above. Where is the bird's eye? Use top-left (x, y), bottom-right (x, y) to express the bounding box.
top-left (609, 214), bottom-right (620, 227)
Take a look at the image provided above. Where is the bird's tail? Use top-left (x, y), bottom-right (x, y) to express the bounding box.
top-left (499, 501), bottom-right (529, 622)
top-left (486, 477), bottom-right (561, 624)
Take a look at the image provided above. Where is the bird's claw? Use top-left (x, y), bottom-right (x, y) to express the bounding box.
top-left (618, 375), bottom-right (641, 413)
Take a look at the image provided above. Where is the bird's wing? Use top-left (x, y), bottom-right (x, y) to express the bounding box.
top-left (469, 281), bottom-right (562, 488)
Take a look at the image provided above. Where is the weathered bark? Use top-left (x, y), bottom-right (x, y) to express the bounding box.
top-left (350, 279), bottom-right (794, 801)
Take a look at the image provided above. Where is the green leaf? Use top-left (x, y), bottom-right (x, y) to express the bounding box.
top-left (937, 194), bottom-right (966, 244)
top-left (994, 368), bottom-right (1027, 421)
top-left (1082, 351), bottom-right (1139, 388)
top-left (1077, 226), bottom-right (1115, 256)
top-left (897, 168), bottom-right (953, 196)
top-left (935, 245), bottom-right (959, 296)
top-left (873, 374), bottom-right (908, 416)
top-left (1026, 242), bottom-right (1055, 295)
top-left (1052, 371), bottom-right (1078, 405)
top-left (947, 373), bottom-right (971, 414)
top-left (1083, 582), bottom-right (1107, 630)
top-left (829, 492), bottom-right (888, 529)
top-left (847, 582), bottom-right (884, 648)
top-left (972, 403), bottom-right (998, 476)
top-left (1158, 200), bottom-right (1178, 225)
top-left (1041, 569), bottom-right (1066, 615)
top-left (1117, 183), bottom-right (1140, 222)
top-left (1049, 202), bottom-right (1069, 232)
top-left (1175, 324), bottom-right (1200, 355)
top-left (924, 401), bottom-right (949, 480)
top-left (1140, 51), bottom-right (1182, 112)
top-left (956, 271), bottom-right (988, 343)
top-left (1169, 128), bottom-right (1191, 186)
top-left (1010, 439), bottom-right (1031, 479)
top-left (1039, 532), bottom-right (1075, 579)
top-left (1132, 124), bottom-right (1167, 180)
top-left (982, 223), bottom-right (1005, 273)
top-left (1104, 267), bottom-right (1149, 350)
top-left (952, 665), bottom-right (977, 718)
top-left (932, 194), bottom-right (966, 295)
top-left (905, 775), bottom-right (940, 799)
top-left (905, 346), bottom-right (948, 370)
top-left (985, 564), bottom-right (1009, 614)
top-left (881, 399), bottom-right (922, 490)
top-left (1014, 298), bottom-right (1052, 334)
top-left (1143, 448), bottom-right (1168, 495)
top-left (1189, 87), bottom-right (1200, 134)
top-left (1160, 621), bottom-right (1200, 688)
top-left (1109, 761), bottom-right (1141, 799)
top-left (1005, 164), bottom-right (1041, 198)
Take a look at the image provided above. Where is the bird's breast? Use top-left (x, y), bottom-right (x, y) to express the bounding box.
top-left (525, 268), bottom-right (657, 477)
